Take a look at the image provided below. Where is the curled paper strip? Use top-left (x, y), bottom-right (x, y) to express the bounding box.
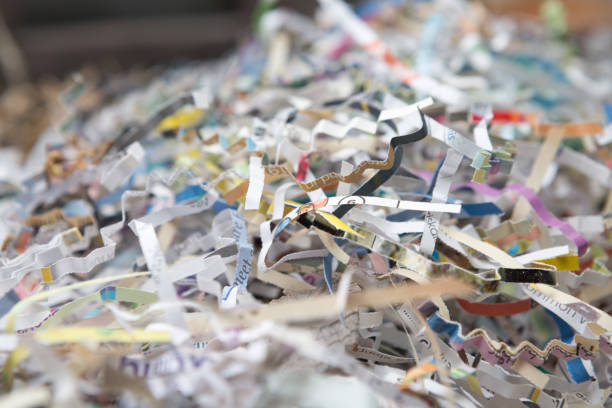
top-left (425, 309), bottom-right (604, 369)
top-left (292, 104), bottom-right (432, 192)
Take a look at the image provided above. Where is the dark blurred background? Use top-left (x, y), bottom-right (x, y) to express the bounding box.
top-left (0, 0), bottom-right (249, 84)
top-left (0, 0), bottom-right (321, 86)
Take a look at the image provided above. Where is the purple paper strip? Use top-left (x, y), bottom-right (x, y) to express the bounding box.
top-left (452, 181), bottom-right (589, 256)
top-left (412, 169), bottom-right (589, 256)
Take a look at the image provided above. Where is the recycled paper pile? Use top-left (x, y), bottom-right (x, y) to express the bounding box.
top-left (1, 0), bottom-right (612, 407)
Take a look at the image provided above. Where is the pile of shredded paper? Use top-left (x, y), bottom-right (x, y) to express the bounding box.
top-left (2, 0), bottom-right (612, 406)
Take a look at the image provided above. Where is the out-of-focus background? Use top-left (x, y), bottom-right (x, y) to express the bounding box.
top-left (0, 0), bottom-right (610, 152)
top-left (0, 0), bottom-right (253, 83)
top-left (1, 0), bottom-right (610, 84)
